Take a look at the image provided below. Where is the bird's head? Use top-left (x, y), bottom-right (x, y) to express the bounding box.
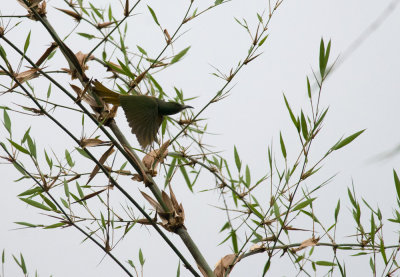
top-left (157, 99), bottom-right (193, 116)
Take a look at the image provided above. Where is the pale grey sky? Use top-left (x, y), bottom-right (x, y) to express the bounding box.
top-left (1, 0), bottom-right (400, 276)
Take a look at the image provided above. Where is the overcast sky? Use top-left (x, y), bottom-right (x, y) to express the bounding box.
top-left (1, 0), bottom-right (400, 276)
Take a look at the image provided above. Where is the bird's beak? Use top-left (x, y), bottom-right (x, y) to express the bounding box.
top-left (183, 105), bottom-right (194, 109)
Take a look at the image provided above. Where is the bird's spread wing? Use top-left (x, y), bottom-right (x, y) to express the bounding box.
top-left (120, 95), bottom-right (163, 149)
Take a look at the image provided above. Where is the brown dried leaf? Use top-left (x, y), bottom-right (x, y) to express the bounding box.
top-left (140, 191), bottom-right (163, 213)
top-left (97, 22), bottom-right (114, 29)
top-left (284, 225), bottom-right (310, 231)
top-left (63, 51), bottom-right (93, 80)
top-left (292, 237), bottom-right (319, 252)
top-left (214, 254), bottom-right (236, 277)
top-left (74, 188), bottom-right (107, 203)
top-left (124, 0), bottom-right (129, 16)
top-left (35, 42), bottom-right (58, 66)
top-left (16, 68), bottom-right (41, 83)
top-left (250, 244), bottom-right (265, 252)
top-left (86, 145), bottom-right (115, 185)
top-left (142, 140), bottom-right (169, 176)
top-left (25, 1), bottom-right (47, 20)
top-left (164, 29), bottom-right (171, 44)
top-left (70, 83), bottom-right (99, 107)
top-left (55, 8), bottom-right (81, 21)
top-left (17, 0), bottom-right (43, 9)
top-left (132, 174), bottom-right (143, 182)
top-left (80, 138), bottom-right (110, 148)
top-left (136, 218), bottom-right (152, 225)
top-left (168, 183), bottom-right (179, 211)
top-left (130, 69), bottom-right (149, 87)
top-left (13, 103), bottom-right (43, 115)
top-left (6, 68), bottom-right (41, 92)
top-left (161, 191), bottom-right (174, 213)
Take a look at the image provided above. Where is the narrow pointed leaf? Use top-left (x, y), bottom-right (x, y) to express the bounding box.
top-left (331, 130), bottom-right (365, 150)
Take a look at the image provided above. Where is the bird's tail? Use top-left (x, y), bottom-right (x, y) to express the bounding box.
top-left (92, 80), bottom-right (120, 105)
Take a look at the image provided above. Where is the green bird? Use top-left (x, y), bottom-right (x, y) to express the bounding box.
top-left (93, 81), bottom-right (193, 149)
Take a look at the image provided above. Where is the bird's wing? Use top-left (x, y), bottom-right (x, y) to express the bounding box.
top-left (120, 95), bottom-right (163, 149)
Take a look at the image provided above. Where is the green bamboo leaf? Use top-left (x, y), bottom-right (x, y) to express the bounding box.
top-left (316, 261), bottom-right (336, 266)
top-left (148, 74), bottom-right (164, 94)
top-left (26, 135), bottom-right (36, 158)
top-left (39, 194), bottom-right (57, 211)
top-left (292, 198), bottom-right (316, 211)
top-left (165, 157), bottom-right (177, 187)
top-left (147, 5), bottom-right (160, 25)
top-left (279, 132), bottom-right (287, 159)
top-left (3, 109), bottom-right (11, 134)
top-left (75, 147), bottom-right (91, 159)
top-left (77, 32), bottom-right (95, 40)
top-left (273, 201), bottom-right (280, 222)
top-left (100, 212), bottom-right (106, 229)
top-left (257, 13), bottom-right (263, 23)
top-left (139, 248), bottom-right (145, 266)
top-left (108, 4), bottom-right (112, 21)
top-left (117, 59), bottom-right (136, 80)
top-left (369, 257), bottom-right (375, 273)
top-left (319, 38), bottom-right (326, 78)
top-left (234, 146), bottom-right (242, 171)
top-left (161, 117), bottom-right (167, 136)
top-left (283, 94), bottom-right (299, 132)
top-left (137, 45), bottom-right (147, 56)
top-left (127, 260), bottom-right (136, 269)
top-left (15, 222), bottom-right (37, 228)
top-left (307, 77), bottom-right (311, 98)
top-left (231, 230), bottom-right (238, 253)
top-left (245, 165), bottom-right (251, 187)
top-left (76, 182), bottom-right (85, 201)
top-left (179, 160), bottom-right (192, 191)
top-left (64, 179), bottom-right (70, 198)
top-left (19, 198), bottom-right (51, 211)
top-left (44, 150), bottom-right (53, 169)
top-left (23, 31), bottom-right (31, 54)
top-left (106, 61), bottom-right (126, 75)
top-left (21, 127), bottom-right (31, 143)
top-left (171, 47), bottom-right (191, 64)
top-left (219, 222), bottom-right (230, 232)
top-left (44, 222), bottom-right (67, 229)
top-left (258, 35), bottom-right (268, 46)
top-left (65, 149), bottom-right (74, 167)
top-left (300, 111), bottom-right (308, 141)
top-left (61, 198), bottom-right (69, 209)
top-left (331, 129), bottom-right (365, 150)
top-left (325, 40), bottom-right (331, 70)
top-left (262, 260), bottom-right (271, 276)
top-left (18, 187), bottom-right (43, 196)
top-left (8, 139), bottom-right (30, 155)
top-left (176, 260), bottom-right (181, 277)
top-left (314, 108), bottom-right (329, 130)
top-left (334, 199), bottom-right (340, 222)
top-left (215, 0), bottom-right (223, 4)
top-left (20, 253), bottom-right (27, 274)
top-left (393, 170), bottom-right (400, 201)
top-left (370, 212), bottom-right (376, 244)
top-left (13, 161), bottom-right (26, 176)
top-left (89, 3), bottom-right (103, 19)
top-left (380, 239), bottom-right (388, 265)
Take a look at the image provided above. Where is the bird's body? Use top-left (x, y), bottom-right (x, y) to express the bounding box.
top-left (93, 81), bottom-right (192, 149)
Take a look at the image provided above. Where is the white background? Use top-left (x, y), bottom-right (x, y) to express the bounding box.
top-left (1, 0), bottom-right (400, 276)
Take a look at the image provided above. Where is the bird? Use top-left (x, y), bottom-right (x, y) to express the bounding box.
top-left (92, 80), bottom-right (193, 149)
